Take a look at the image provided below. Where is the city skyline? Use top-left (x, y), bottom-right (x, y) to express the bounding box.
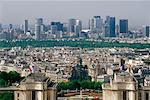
top-left (0, 1), bottom-right (150, 100)
top-left (0, 0), bottom-right (149, 29)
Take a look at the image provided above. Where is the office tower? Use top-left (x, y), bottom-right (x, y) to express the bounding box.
top-left (119, 19), bottom-right (128, 33)
top-left (142, 26), bottom-right (150, 38)
top-left (145, 26), bottom-right (150, 37)
top-left (63, 23), bottom-right (68, 32)
top-left (24, 20), bottom-right (28, 33)
top-left (75, 20), bottom-right (82, 37)
top-left (0, 31), bottom-right (8, 40)
top-left (9, 29), bottom-right (14, 40)
top-left (68, 19), bottom-right (82, 37)
top-left (9, 24), bottom-right (13, 29)
top-left (0, 30), bottom-right (14, 40)
top-left (35, 24), bottom-right (41, 40)
top-left (110, 17), bottom-right (115, 37)
top-left (105, 16), bottom-right (110, 37)
top-left (116, 25), bottom-right (119, 36)
top-left (93, 16), bottom-right (103, 31)
top-left (36, 18), bottom-right (44, 32)
top-left (89, 18), bottom-right (94, 31)
top-left (0, 24), bottom-right (2, 31)
top-left (20, 24), bottom-right (24, 30)
top-left (51, 25), bottom-right (58, 34)
top-left (51, 22), bottom-right (63, 32)
top-left (36, 18), bottom-right (43, 25)
top-left (89, 16), bottom-right (103, 33)
top-left (105, 16), bottom-right (116, 37)
top-left (68, 19), bottom-right (76, 33)
top-left (35, 18), bottom-right (43, 40)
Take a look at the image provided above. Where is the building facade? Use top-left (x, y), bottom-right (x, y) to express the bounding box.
top-left (105, 16), bottom-right (116, 37)
top-left (145, 26), bottom-right (150, 37)
top-left (0, 73), bottom-right (57, 100)
top-left (35, 18), bottom-right (43, 40)
top-left (68, 19), bottom-right (82, 37)
top-left (24, 20), bottom-right (28, 33)
top-left (119, 19), bottom-right (128, 34)
top-left (89, 16), bottom-right (103, 33)
top-left (103, 70), bottom-right (150, 100)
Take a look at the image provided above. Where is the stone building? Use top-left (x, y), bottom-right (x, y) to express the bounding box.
top-left (102, 70), bottom-right (150, 100)
top-left (0, 73), bottom-right (57, 100)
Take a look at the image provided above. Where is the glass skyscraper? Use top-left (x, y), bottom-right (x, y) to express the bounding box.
top-left (89, 16), bottom-right (103, 33)
top-left (51, 22), bottom-right (63, 32)
top-left (105, 16), bottom-right (116, 37)
top-left (24, 20), bottom-right (28, 33)
top-left (68, 19), bottom-right (82, 37)
top-left (146, 26), bottom-right (150, 37)
top-left (35, 18), bottom-right (43, 40)
top-left (119, 19), bottom-right (128, 33)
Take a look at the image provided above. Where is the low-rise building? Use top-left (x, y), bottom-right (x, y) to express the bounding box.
top-left (0, 73), bottom-right (57, 100)
top-left (102, 69), bottom-right (150, 100)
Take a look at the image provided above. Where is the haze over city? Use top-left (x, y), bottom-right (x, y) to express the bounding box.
top-left (0, 0), bottom-right (150, 100)
top-left (0, 0), bottom-right (149, 28)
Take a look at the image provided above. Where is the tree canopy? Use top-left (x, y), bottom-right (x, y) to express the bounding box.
top-left (0, 71), bottom-right (21, 87)
top-left (0, 40), bottom-right (150, 49)
top-left (57, 81), bottom-right (103, 92)
top-left (0, 71), bottom-right (22, 100)
top-left (0, 92), bottom-right (13, 100)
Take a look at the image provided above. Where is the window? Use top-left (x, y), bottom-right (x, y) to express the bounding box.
top-left (138, 92), bottom-right (141, 100)
top-left (17, 93), bottom-right (19, 100)
top-left (32, 91), bottom-right (36, 100)
top-left (17, 93), bottom-right (19, 97)
top-left (145, 93), bottom-right (149, 100)
top-left (123, 91), bottom-right (127, 100)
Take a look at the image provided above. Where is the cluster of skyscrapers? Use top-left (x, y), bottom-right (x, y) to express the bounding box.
top-left (12, 16), bottom-right (150, 40)
top-left (89, 16), bottom-right (130, 38)
top-left (68, 19), bottom-right (82, 37)
top-left (89, 16), bottom-right (103, 33)
top-left (0, 16), bottom-right (149, 40)
top-left (31, 16), bottom-right (130, 40)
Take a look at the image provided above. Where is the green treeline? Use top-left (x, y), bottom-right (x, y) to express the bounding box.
top-left (0, 71), bottom-right (23, 100)
top-left (57, 81), bottom-right (103, 92)
top-left (0, 71), bottom-right (22, 87)
top-left (0, 92), bottom-right (13, 100)
top-left (0, 40), bottom-right (150, 48)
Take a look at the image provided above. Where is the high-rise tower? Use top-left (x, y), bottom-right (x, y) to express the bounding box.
top-left (35, 18), bottom-right (43, 40)
top-left (24, 20), bottom-right (28, 33)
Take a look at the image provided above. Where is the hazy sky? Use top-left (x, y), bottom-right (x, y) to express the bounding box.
top-left (0, 0), bottom-right (149, 28)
